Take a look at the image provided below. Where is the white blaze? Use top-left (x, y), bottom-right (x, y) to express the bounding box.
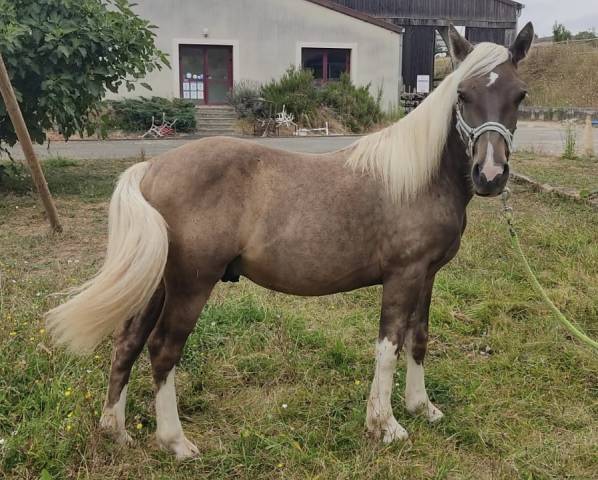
top-left (486, 71), bottom-right (499, 87)
top-left (480, 138), bottom-right (504, 181)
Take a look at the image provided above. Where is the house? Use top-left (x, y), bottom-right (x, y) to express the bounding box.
top-left (110, 0), bottom-right (404, 109)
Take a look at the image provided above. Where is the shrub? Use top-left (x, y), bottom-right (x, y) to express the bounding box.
top-left (561, 119), bottom-right (577, 159)
top-left (108, 97), bottom-right (196, 132)
top-left (228, 80), bottom-right (264, 118)
top-left (261, 66), bottom-right (319, 120)
top-left (319, 74), bottom-right (383, 132)
top-left (382, 103), bottom-right (405, 124)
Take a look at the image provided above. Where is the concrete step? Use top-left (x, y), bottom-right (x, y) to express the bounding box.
top-left (196, 107), bottom-right (235, 113)
top-left (196, 115), bottom-right (237, 121)
top-left (197, 119), bottom-right (237, 126)
top-left (197, 131), bottom-right (238, 137)
top-left (195, 106), bottom-right (237, 136)
top-left (197, 127), bottom-right (236, 135)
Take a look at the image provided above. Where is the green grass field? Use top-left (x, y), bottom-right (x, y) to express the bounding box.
top-left (1, 156), bottom-right (597, 479)
top-left (511, 153), bottom-right (598, 194)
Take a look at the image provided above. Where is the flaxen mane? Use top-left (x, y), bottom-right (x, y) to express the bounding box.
top-left (347, 43), bottom-right (510, 203)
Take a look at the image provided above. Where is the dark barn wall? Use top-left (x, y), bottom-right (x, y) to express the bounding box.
top-left (466, 27), bottom-right (506, 45)
top-left (330, 0), bottom-right (520, 27)
top-left (329, 0), bottom-right (521, 90)
top-left (401, 26), bottom-right (435, 92)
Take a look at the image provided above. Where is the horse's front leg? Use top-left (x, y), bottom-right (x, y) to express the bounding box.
top-left (366, 272), bottom-right (423, 443)
top-left (404, 276), bottom-right (444, 423)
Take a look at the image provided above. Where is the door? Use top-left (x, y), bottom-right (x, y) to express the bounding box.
top-left (179, 45), bottom-right (233, 105)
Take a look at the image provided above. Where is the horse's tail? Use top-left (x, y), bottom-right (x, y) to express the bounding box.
top-left (45, 161), bottom-right (168, 354)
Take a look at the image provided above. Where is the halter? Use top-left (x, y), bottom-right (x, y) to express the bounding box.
top-left (455, 103), bottom-right (515, 159)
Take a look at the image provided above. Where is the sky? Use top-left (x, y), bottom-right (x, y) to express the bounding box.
top-left (518, 0), bottom-right (598, 37)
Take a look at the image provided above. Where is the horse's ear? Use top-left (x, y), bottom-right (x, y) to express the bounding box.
top-left (510, 22), bottom-right (534, 66)
top-left (448, 24), bottom-right (473, 64)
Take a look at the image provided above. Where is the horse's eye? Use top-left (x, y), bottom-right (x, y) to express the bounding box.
top-left (457, 90), bottom-right (467, 102)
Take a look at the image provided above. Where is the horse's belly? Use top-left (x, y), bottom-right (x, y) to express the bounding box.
top-left (240, 250), bottom-right (381, 296)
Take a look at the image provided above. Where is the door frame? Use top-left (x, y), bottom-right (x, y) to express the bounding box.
top-left (178, 44), bottom-right (233, 105)
top-left (172, 38), bottom-right (239, 104)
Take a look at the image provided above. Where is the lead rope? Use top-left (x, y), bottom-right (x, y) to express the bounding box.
top-left (501, 188), bottom-right (598, 351)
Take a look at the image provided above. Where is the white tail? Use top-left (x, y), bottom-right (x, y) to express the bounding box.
top-left (46, 162), bottom-right (168, 354)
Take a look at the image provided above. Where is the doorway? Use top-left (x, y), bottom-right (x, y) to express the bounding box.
top-left (179, 45), bottom-right (233, 105)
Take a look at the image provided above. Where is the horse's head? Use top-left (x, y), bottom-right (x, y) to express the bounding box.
top-left (449, 23), bottom-right (534, 197)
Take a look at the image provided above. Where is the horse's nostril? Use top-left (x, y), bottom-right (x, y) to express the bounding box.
top-left (472, 163), bottom-right (481, 181)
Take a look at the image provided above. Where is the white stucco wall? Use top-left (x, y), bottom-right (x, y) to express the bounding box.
top-left (109, 0), bottom-right (403, 109)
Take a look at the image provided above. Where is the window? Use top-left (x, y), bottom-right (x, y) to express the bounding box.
top-left (301, 48), bottom-right (351, 82)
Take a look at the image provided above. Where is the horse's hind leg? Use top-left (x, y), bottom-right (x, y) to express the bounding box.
top-left (404, 276), bottom-right (443, 423)
top-left (100, 284), bottom-right (165, 444)
top-left (147, 281), bottom-right (214, 459)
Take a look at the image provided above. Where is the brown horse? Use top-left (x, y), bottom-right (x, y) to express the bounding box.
top-left (46, 24), bottom-right (534, 458)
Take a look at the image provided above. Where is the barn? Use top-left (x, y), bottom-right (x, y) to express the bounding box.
top-left (108, 0), bottom-right (404, 109)
top-left (328, 0), bottom-right (524, 91)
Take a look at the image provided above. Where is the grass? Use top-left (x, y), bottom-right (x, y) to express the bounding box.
top-left (512, 152), bottom-right (598, 192)
top-left (519, 42), bottom-right (598, 108)
top-left (1, 157), bottom-right (597, 479)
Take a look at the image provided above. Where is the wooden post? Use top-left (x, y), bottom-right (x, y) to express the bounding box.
top-left (583, 114), bottom-right (595, 158)
top-left (0, 53), bottom-right (62, 232)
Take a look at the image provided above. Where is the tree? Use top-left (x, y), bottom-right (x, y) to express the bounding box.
top-left (552, 22), bottom-right (572, 42)
top-left (0, 0), bottom-right (168, 146)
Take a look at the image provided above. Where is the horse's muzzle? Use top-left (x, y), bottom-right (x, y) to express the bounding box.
top-left (472, 160), bottom-right (510, 197)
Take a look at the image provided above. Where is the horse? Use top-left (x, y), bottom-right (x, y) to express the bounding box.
top-left (46, 24), bottom-right (534, 459)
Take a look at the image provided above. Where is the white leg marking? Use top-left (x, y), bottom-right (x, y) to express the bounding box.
top-left (155, 367), bottom-right (199, 459)
top-left (486, 71), bottom-right (499, 87)
top-left (405, 340), bottom-right (443, 423)
top-left (366, 338), bottom-right (408, 443)
top-left (100, 384), bottom-right (133, 444)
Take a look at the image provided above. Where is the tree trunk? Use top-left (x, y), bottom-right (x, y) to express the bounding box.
top-left (0, 52), bottom-right (62, 232)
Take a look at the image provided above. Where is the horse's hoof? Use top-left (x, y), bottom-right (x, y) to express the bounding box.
top-left (407, 400), bottom-right (444, 423)
top-left (99, 414), bottom-right (133, 445)
top-left (158, 434), bottom-right (199, 460)
top-left (367, 416), bottom-right (409, 444)
top-left (426, 403), bottom-right (444, 423)
top-left (381, 417), bottom-right (409, 443)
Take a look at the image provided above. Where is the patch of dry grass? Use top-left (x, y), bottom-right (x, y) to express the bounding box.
top-left (520, 42), bottom-right (598, 108)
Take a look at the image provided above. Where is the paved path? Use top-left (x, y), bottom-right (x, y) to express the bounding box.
top-left (5, 122), bottom-right (598, 160)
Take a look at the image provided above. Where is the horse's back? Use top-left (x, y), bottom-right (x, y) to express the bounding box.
top-left (139, 136), bottom-right (385, 294)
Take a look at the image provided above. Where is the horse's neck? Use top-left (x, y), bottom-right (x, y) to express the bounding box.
top-left (438, 117), bottom-right (474, 209)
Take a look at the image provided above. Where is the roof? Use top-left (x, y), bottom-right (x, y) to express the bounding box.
top-left (304, 0), bottom-right (404, 34)
top-left (496, 0), bottom-right (524, 8)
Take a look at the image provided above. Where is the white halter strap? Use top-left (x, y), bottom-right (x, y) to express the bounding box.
top-left (455, 104), bottom-right (515, 158)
